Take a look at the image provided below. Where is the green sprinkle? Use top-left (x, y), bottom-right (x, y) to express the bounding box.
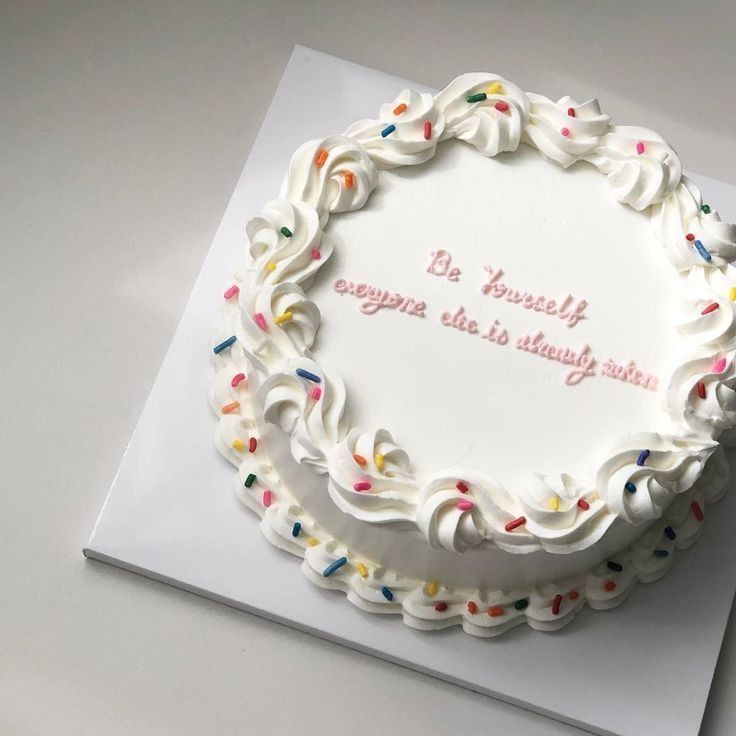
top-left (244, 473), bottom-right (256, 488)
top-left (701, 204), bottom-right (711, 214)
top-left (514, 598), bottom-right (529, 611)
top-left (466, 92), bottom-right (487, 103)
top-left (280, 226), bottom-right (293, 237)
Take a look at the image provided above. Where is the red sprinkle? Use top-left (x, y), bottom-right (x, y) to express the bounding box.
top-left (467, 601), bottom-right (478, 615)
top-left (691, 500), bottom-right (704, 521)
top-left (701, 302), bottom-right (720, 315)
top-left (603, 580), bottom-right (616, 592)
top-left (551, 594), bottom-right (563, 615)
top-left (434, 601), bottom-right (448, 612)
top-left (568, 590), bottom-right (580, 601)
top-left (231, 373), bottom-right (246, 388)
top-left (423, 121), bottom-right (432, 140)
top-left (504, 516), bottom-right (526, 532)
top-left (456, 480), bottom-right (469, 493)
top-left (263, 490), bottom-right (273, 508)
top-left (686, 233), bottom-right (695, 242)
top-left (577, 498), bottom-right (590, 511)
top-left (697, 381), bottom-right (707, 399)
top-left (567, 107), bottom-right (576, 117)
top-left (248, 437), bottom-right (257, 453)
top-left (488, 605), bottom-right (504, 617)
top-left (223, 285), bottom-right (239, 300)
top-left (494, 101), bottom-right (509, 112)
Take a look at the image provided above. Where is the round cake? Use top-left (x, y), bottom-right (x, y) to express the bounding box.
top-left (210, 73), bottom-right (736, 636)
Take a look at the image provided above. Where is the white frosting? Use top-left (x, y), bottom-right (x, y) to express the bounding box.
top-left (211, 72), bottom-right (736, 636)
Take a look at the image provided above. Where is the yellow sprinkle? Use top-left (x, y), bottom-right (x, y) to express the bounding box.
top-left (357, 562), bottom-right (369, 578)
top-left (231, 439), bottom-right (245, 451)
top-left (550, 497), bottom-right (560, 511)
top-left (306, 537), bottom-right (320, 547)
top-left (266, 262), bottom-right (277, 272)
top-left (426, 581), bottom-right (439, 597)
top-left (274, 311), bottom-right (293, 325)
top-left (729, 287), bottom-right (736, 302)
top-left (486, 81), bottom-right (503, 95)
top-left (374, 453), bottom-right (385, 471)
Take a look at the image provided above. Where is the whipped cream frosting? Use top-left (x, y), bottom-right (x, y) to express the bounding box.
top-left (210, 73), bottom-right (735, 635)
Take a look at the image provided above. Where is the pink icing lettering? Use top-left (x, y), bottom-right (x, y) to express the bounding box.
top-left (427, 249), bottom-right (462, 281)
top-left (333, 278), bottom-right (426, 319)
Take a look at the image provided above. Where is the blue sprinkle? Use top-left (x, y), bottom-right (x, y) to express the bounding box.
top-left (694, 239), bottom-right (712, 263)
top-left (295, 368), bottom-right (321, 383)
top-left (292, 521), bottom-right (301, 538)
top-left (381, 124), bottom-right (396, 138)
top-left (381, 586), bottom-right (394, 601)
top-left (636, 449), bottom-right (650, 467)
top-left (625, 481), bottom-right (637, 494)
top-left (323, 556), bottom-right (348, 577)
top-left (654, 549), bottom-right (670, 558)
top-left (664, 526), bottom-right (676, 540)
top-left (213, 335), bottom-right (237, 354)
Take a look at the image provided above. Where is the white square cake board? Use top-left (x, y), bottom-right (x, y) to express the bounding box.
top-left (85, 46), bottom-right (736, 736)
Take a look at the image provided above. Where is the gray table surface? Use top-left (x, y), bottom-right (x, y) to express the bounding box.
top-left (2, 2), bottom-right (735, 734)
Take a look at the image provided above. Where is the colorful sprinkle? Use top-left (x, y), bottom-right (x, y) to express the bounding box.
top-left (262, 490), bottom-right (273, 507)
top-left (636, 449), bottom-right (650, 466)
top-left (505, 516), bottom-right (526, 532)
top-left (231, 439), bottom-right (245, 451)
top-left (467, 601), bottom-right (478, 615)
top-left (466, 92), bottom-right (487, 103)
top-left (578, 498), bottom-right (590, 510)
top-left (381, 124), bottom-right (396, 138)
top-left (607, 561), bottom-right (623, 572)
top-left (231, 373), bottom-right (246, 388)
top-left (551, 594), bottom-right (563, 615)
top-left (686, 232), bottom-right (695, 242)
top-left (729, 287), bottom-right (736, 302)
top-left (393, 102), bottom-right (408, 115)
top-left (354, 481), bottom-right (372, 492)
top-left (603, 580), bottom-right (617, 592)
top-left (550, 497), bottom-right (560, 511)
top-left (221, 401), bottom-right (240, 414)
top-left (654, 549), bottom-right (670, 558)
top-left (456, 480), bottom-right (469, 493)
top-left (353, 454), bottom-right (367, 467)
top-left (694, 239), bottom-right (712, 262)
top-left (494, 101), bottom-right (510, 112)
top-left (274, 311), bottom-right (293, 325)
top-left (306, 537), bottom-right (319, 547)
top-left (457, 500), bottom-right (474, 511)
top-left (381, 586), bottom-right (394, 601)
top-left (625, 481), bottom-right (637, 494)
top-left (280, 226), bottom-right (292, 238)
top-left (374, 453), bottom-right (385, 471)
top-left (295, 368), bottom-right (321, 383)
top-left (697, 381), bottom-right (707, 399)
top-left (426, 581), bottom-right (439, 596)
top-left (343, 171), bottom-right (354, 189)
top-left (514, 598), bottom-right (529, 611)
top-left (323, 557), bottom-right (347, 577)
top-left (567, 107), bottom-right (576, 117)
top-left (701, 302), bottom-right (720, 315)
top-left (244, 473), bottom-right (256, 488)
top-left (435, 601), bottom-right (448, 612)
top-left (223, 284), bottom-right (239, 300)
top-left (254, 313), bottom-right (267, 330)
top-left (664, 526), bottom-right (676, 540)
top-left (357, 562), bottom-right (369, 578)
top-left (713, 357), bottom-right (727, 373)
top-left (291, 521), bottom-right (301, 537)
top-left (248, 437), bottom-right (257, 453)
top-left (315, 149), bottom-right (328, 168)
top-left (488, 605), bottom-right (504, 618)
top-left (691, 500), bottom-right (704, 521)
top-left (560, 127), bottom-right (570, 137)
top-left (266, 261), bottom-right (277, 272)
top-left (310, 386), bottom-right (322, 400)
top-left (702, 204), bottom-right (712, 214)
top-left (636, 141), bottom-right (645, 155)
top-left (569, 590), bottom-right (580, 601)
top-left (486, 82), bottom-right (503, 95)
top-left (423, 121), bottom-right (432, 140)
top-left (213, 335), bottom-right (237, 354)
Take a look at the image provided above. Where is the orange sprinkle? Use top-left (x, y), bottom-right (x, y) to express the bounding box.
top-left (353, 454), bottom-right (367, 467)
top-left (393, 102), bottom-right (408, 115)
top-left (221, 401), bottom-right (240, 414)
top-left (603, 580), bottom-right (616, 592)
top-left (488, 605), bottom-right (505, 617)
top-left (467, 601), bottom-right (478, 615)
top-left (315, 149), bottom-right (328, 167)
top-left (343, 171), bottom-right (354, 189)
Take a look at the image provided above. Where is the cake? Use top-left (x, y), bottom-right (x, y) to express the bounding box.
top-left (210, 73), bottom-right (736, 636)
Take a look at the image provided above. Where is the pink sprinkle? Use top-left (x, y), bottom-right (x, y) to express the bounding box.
top-left (254, 313), bottom-right (267, 330)
top-left (223, 285), bottom-right (239, 300)
top-left (456, 500), bottom-right (474, 511)
top-left (424, 121), bottom-right (432, 140)
top-left (560, 127), bottom-right (570, 137)
top-left (713, 357), bottom-right (727, 373)
top-left (636, 141), bottom-right (645, 155)
top-left (311, 249), bottom-right (321, 260)
top-left (311, 386), bottom-right (322, 401)
top-left (567, 107), bottom-right (576, 117)
top-left (263, 490), bottom-right (273, 508)
top-left (494, 101), bottom-right (509, 112)
top-left (354, 482), bottom-right (372, 492)
top-left (231, 373), bottom-right (246, 388)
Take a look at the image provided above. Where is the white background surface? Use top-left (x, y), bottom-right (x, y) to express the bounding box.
top-left (3, 2), bottom-right (736, 735)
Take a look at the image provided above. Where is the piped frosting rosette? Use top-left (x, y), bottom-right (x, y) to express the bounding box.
top-left (435, 73), bottom-right (529, 156)
top-left (586, 125), bottom-right (681, 210)
top-left (279, 134), bottom-right (378, 227)
top-left (666, 350), bottom-right (736, 443)
top-left (597, 433), bottom-right (715, 526)
top-left (259, 357), bottom-right (348, 472)
top-left (344, 89), bottom-right (445, 168)
top-left (523, 95), bottom-right (610, 168)
top-left (326, 428), bottom-right (418, 523)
